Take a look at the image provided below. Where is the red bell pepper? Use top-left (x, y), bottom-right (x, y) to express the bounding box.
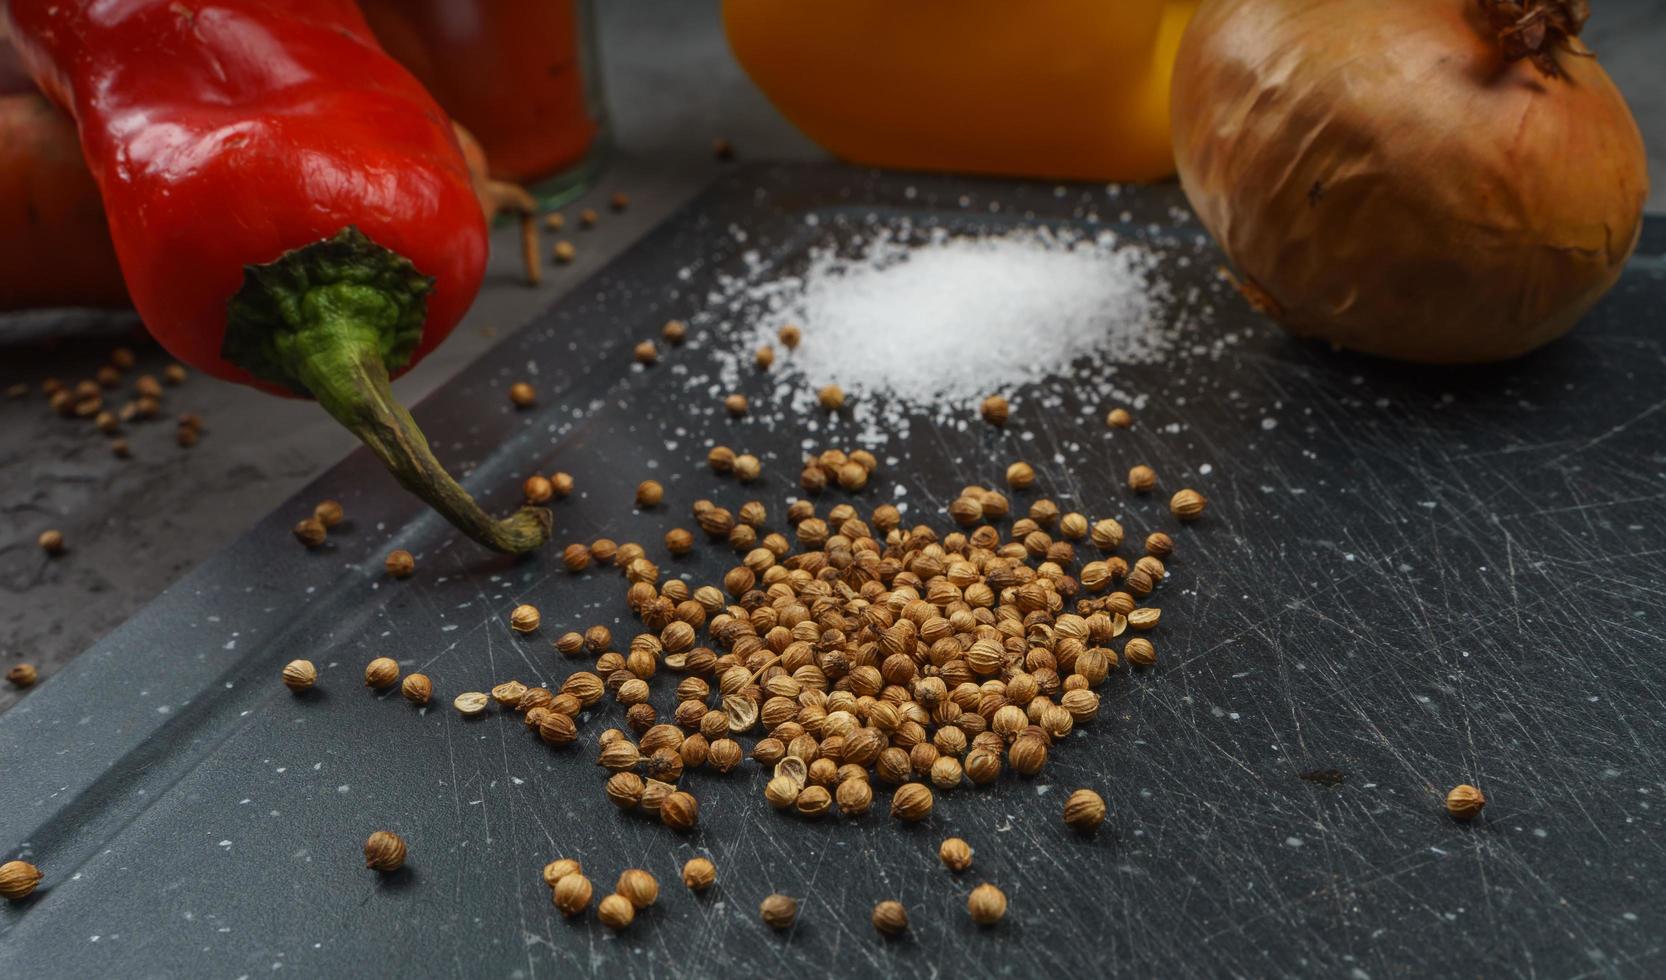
top-left (3, 0), bottom-right (552, 553)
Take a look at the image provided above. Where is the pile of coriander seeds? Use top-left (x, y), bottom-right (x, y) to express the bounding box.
top-left (560, 447), bottom-right (1199, 828)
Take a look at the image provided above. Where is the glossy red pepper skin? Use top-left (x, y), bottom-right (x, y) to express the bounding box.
top-left (3, 0), bottom-right (486, 395)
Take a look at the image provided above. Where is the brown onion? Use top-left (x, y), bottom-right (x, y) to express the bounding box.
top-left (1171, 0), bottom-right (1648, 363)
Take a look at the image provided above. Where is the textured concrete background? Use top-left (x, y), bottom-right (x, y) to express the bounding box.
top-left (2, 0), bottom-right (1662, 712)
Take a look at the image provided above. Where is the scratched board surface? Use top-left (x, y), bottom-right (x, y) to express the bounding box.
top-left (1, 165), bottom-right (1663, 978)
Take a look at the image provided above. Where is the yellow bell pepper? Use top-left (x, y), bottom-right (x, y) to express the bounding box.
top-left (722, 0), bottom-right (1198, 183)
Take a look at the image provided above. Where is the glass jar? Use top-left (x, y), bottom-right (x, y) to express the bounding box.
top-left (360, 0), bottom-right (607, 206)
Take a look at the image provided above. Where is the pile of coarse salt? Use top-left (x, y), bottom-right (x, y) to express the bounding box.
top-left (702, 221), bottom-right (1170, 444)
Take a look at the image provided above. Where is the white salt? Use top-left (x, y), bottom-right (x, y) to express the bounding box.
top-left (697, 221), bottom-right (1170, 444)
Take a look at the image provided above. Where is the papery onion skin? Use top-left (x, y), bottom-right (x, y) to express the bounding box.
top-left (1171, 0), bottom-right (1649, 364)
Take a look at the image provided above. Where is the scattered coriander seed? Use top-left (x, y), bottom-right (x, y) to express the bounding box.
top-left (1005, 461), bottom-right (1035, 489)
top-left (543, 858), bottom-right (582, 887)
top-left (818, 384), bottom-right (845, 410)
top-left (1170, 488), bottom-right (1207, 521)
top-left (175, 424), bottom-right (199, 448)
top-left (760, 893), bottom-right (798, 930)
top-left (281, 659), bottom-right (316, 692)
top-left (293, 517), bottom-right (327, 549)
top-left (363, 830), bottom-right (407, 871)
top-left (605, 771), bottom-right (646, 809)
top-left (109, 347), bottom-right (135, 370)
top-left (553, 873), bottom-right (593, 916)
top-left (890, 782), bottom-right (933, 822)
top-left (550, 472), bottom-right (575, 497)
top-left (134, 374), bottom-right (162, 399)
top-left (837, 461), bottom-right (867, 491)
top-left (563, 542), bottom-right (591, 571)
top-left (634, 340), bottom-right (657, 364)
top-left (509, 382), bottom-right (536, 408)
top-left (579, 208), bottom-right (598, 228)
top-left (1127, 607), bottom-right (1161, 630)
top-left (110, 438), bottom-right (131, 458)
top-left (617, 868), bottom-right (660, 909)
top-left (491, 680), bottom-right (529, 706)
top-left (597, 893), bottom-right (635, 930)
top-left (364, 657), bottom-right (399, 688)
top-left (754, 345), bottom-right (775, 370)
top-left (524, 474), bottom-right (554, 503)
top-left (544, 212), bottom-right (565, 231)
top-left (661, 790), bottom-right (699, 831)
top-left (636, 480), bottom-right (664, 508)
top-left (385, 549), bottom-right (415, 578)
top-left (163, 363), bottom-right (188, 385)
top-left (708, 445), bottom-right (737, 473)
top-left (835, 777), bottom-right (873, 816)
top-left (724, 393), bottom-right (749, 417)
top-left (310, 500), bottom-right (343, 529)
top-left (712, 136), bottom-right (734, 160)
top-left (1125, 637), bottom-right (1156, 667)
top-left (555, 631), bottom-right (585, 655)
top-left (1090, 518), bottom-right (1124, 550)
top-left (651, 526), bottom-right (694, 560)
top-left (733, 454), bottom-right (761, 483)
top-left (510, 604), bottom-right (541, 633)
top-left (778, 324), bottom-right (802, 348)
top-left (1063, 789), bottom-right (1107, 832)
top-left (7, 663), bottom-right (39, 688)
top-left (682, 857), bottom-right (717, 892)
top-left (1060, 512), bottom-right (1089, 539)
top-left (0, 860), bottom-right (43, 901)
top-left (967, 883), bottom-right (1007, 925)
top-left (453, 692), bottom-right (490, 716)
top-left (662, 319), bottom-right (687, 344)
top-left (1145, 531), bottom-right (1174, 557)
top-left (401, 673), bottom-right (432, 705)
top-left (94, 409), bottom-right (118, 434)
top-left (1128, 465), bottom-right (1157, 493)
top-left (872, 900), bottom-right (908, 937)
top-left (979, 394), bottom-right (1009, 426)
top-left (610, 192), bottom-right (630, 212)
top-left (1106, 407), bottom-right (1133, 428)
top-left (939, 837), bottom-right (973, 872)
top-left (37, 529), bottom-right (64, 555)
top-left (1446, 784), bottom-right (1487, 822)
top-left (552, 240), bottom-right (576, 263)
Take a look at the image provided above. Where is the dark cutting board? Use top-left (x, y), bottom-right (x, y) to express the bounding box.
top-left (2, 164), bottom-right (1663, 978)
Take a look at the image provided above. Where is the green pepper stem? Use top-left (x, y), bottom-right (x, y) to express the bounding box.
top-left (222, 228), bottom-right (551, 554)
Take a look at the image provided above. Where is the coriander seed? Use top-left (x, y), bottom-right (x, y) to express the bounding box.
top-left (492, 680), bottom-right (529, 705)
top-left (617, 868), bottom-right (660, 909)
top-left (552, 240), bottom-right (576, 264)
top-left (724, 392), bottom-right (749, 417)
top-left (605, 772), bottom-right (646, 809)
top-left (401, 673), bottom-right (432, 705)
top-left (453, 692), bottom-right (490, 716)
top-left (661, 790), bottom-right (699, 831)
top-left (163, 363), bottom-right (188, 385)
top-left (1125, 637), bottom-right (1156, 667)
top-left (1128, 465), bottom-right (1157, 493)
top-left (939, 837), bottom-right (973, 872)
top-left (733, 454), bottom-right (761, 483)
top-left (1446, 784), bottom-right (1486, 821)
top-left (550, 471), bottom-right (575, 497)
top-left (7, 663), bottom-right (38, 688)
top-left (795, 785), bottom-right (833, 818)
top-left (597, 893), bottom-right (635, 930)
top-left (980, 394), bottom-right (1008, 426)
top-left (682, 857), bottom-right (716, 892)
top-left (967, 883), bottom-right (1007, 925)
top-left (754, 345), bottom-right (775, 370)
top-left (708, 445), bottom-right (736, 473)
top-left (818, 384), bottom-right (845, 410)
top-left (872, 900), bottom-right (908, 937)
top-left (580, 207), bottom-right (598, 227)
top-left (0, 860), bottom-right (43, 901)
top-left (760, 893), bottom-right (798, 930)
top-left (665, 528), bottom-right (694, 556)
top-left (385, 549), bottom-right (415, 578)
top-left (890, 782), bottom-right (933, 822)
top-left (553, 873), bottom-right (593, 916)
top-left (634, 340), bottom-right (657, 364)
top-left (312, 500), bottom-right (344, 528)
top-left (363, 830), bottom-right (406, 871)
top-left (510, 604), bottom-right (541, 633)
top-left (836, 777), bottom-right (873, 816)
top-left (1006, 461), bottom-right (1035, 489)
top-left (543, 858), bottom-right (582, 886)
top-left (509, 382), bottom-right (536, 408)
top-left (661, 318), bottom-right (688, 344)
top-left (610, 191), bottom-right (630, 212)
top-left (544, 212), bottom-right (565, 231)
top-left (364, 657), bottom-right (399, 688)
top-left (281, 659), bottom-right (316, 692)
top-left (524, 474), bottom-right (554, 503)
top-left (1063, 789), bottom-right (1107, 832)
top-left (1145, 531), bottom-right (1174, 557)
top-left (562, 543), bottom-right (591, 571)
top-left (1170, 488), bottom-right (1207, 521)
top-left (292, 518), bottom-right (326, 549)
top-left (636, 479), bottom-right (664, 508)
top-left (1106, 407), bottom-right (1133, 428)
top-left (778, 324), bottom-right (802, 349)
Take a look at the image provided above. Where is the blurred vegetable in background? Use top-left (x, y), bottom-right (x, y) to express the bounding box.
top-left (724, 0), bottom-right (1198, 182)
top-left (1171, 0), bottom-right (1648, 363)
